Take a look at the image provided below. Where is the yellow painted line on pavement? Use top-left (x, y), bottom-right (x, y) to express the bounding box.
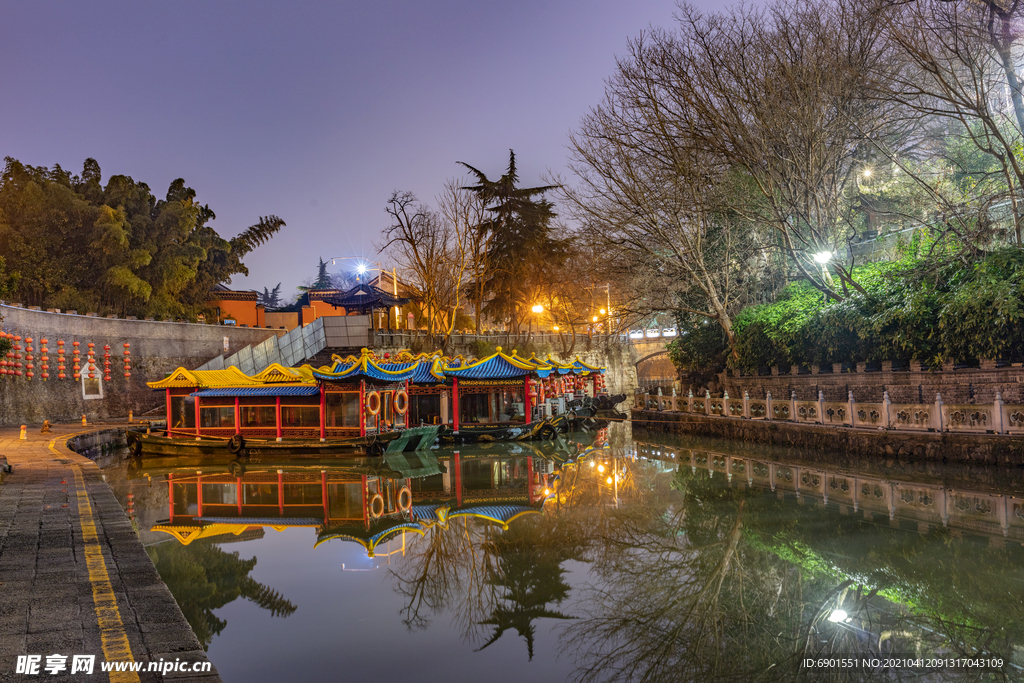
top-left (49, 436), bottom-right (140, 683)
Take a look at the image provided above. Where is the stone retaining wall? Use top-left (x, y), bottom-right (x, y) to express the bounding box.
top-left (0, 304), bottom-right (279, 425)
top-left (632, 409), bottom-right (1024, 465)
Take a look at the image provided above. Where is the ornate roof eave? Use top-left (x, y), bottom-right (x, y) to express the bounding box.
top-left (312, 348), bottom-right (417, 383)
top-left (147, 366), bottom-right (263, 390)
top-left (443, 346), bottom-right (552, 379)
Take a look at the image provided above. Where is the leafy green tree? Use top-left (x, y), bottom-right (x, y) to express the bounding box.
top-left (0, 157), bottom-right (283, 319)
top-left (460, 151), bottom-right (565, 335)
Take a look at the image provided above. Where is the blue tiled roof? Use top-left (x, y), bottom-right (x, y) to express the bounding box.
top-left (445, 355), bottom-right (553, 379)
top-left (313, 357), bottom-right (416, 383)
top-left (571, 359), bottom-right (606, 375)
top-left (191, 386), bottom-right (320, 397)
top-left (448, 504), bottom-right (540, 526)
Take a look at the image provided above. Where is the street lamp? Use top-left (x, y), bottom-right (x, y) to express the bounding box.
top-left (330, 257), bottom-right (402, 328)
top-left (812, 250), bottom-right (834, 287)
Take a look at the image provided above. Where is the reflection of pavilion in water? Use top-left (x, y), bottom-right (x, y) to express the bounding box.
top-left (142, 446), bottom-right (564, 557)
top-left (634, 442), bottom-right (1024, 546)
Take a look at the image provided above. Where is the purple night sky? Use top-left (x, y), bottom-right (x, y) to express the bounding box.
top-left (1, 1), bottom-right (707, 299)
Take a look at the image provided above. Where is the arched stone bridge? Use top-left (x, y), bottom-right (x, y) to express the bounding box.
top-left (630, 337), bottom-right (675, 389)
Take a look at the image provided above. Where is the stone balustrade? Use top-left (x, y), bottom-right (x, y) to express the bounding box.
top-left (634, 387), bottom-right (1024, 435)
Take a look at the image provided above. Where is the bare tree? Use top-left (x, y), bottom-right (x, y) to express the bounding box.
top-left (882, 0), bottom-right (1024, 244)
top-left (381, 189), bottom-right (469, 347)
top-left (583, 0), bottom-right (901, 302)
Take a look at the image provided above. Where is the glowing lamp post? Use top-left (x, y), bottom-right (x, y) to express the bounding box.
top-left (813, 250), bottom-right (834, 286)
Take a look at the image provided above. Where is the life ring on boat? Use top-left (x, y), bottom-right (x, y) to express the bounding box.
top-left (369, 493), bottom-right (385, 518)
top-left (227, 434), bottom-right (245, 455)
top-left (397, 486), bottom-right (412, 512)
top-left (365, 391), bottom-right (381, 417)
top-left (393, 389), bottom-right (408, 415)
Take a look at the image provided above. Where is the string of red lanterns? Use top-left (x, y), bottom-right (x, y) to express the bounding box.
top-left (0, 333), bottom-right (137, 383)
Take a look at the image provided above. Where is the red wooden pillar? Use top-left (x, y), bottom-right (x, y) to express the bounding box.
top-left (405, 378), bottom-right (410, 427)
top-left (168, 473), bottom-right (174, 523)
top-left (278, 469), bottom-right (284, 515)
top-left (538, 380), bottom-right (545, 413)
top-left (196, 475), bottom-right (203, 517)
top-left (359, 381), bottom-right (366, 438)
top-left (454, 450), bottom-right (462, 508)
top-left (452, 378), bottom-right (460, 434)
top-left (524, 376), bottom-right (532, 423)
top-left (275, 396), bottom-right (283, 441)
top-left (319, 384), bottom-right (326, 441)
top-left (234, 397), bottom-right (241, 435)
top-left (321, 470), bottom-right (329, 522)
top-left (361, 474), bottom-right (369, 528)
top-left (194, 396), bottom-right (202, 440)
top-left (407, 477), bottom-right (414, 522)
top-left (236, 478), bottom-right (243, 514)
top-left (165, 389), bottom-right (172, 437)
top-left (526, 455), bottom-right (534, 504)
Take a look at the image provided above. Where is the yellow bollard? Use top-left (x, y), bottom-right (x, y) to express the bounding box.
top-left (19, 425), bottom-right (27, 440)
top-left (81, 414), bottom-right (87, 426)
top-left (128, 409), bottom-right (133, 423)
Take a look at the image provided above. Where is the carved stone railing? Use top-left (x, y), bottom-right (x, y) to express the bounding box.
top-left (633, 389), bottom-right (1022, 435)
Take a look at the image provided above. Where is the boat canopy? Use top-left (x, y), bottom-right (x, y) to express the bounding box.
top-left (312, 348), bottom-right (418, 383)
top-left (149, 346), bottom-right (605, 393)
top-left (443, 346), bottom-right (553, 379)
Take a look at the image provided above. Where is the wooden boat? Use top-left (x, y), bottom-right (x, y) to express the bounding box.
top-left (126, 424), bottom-right (439, 459)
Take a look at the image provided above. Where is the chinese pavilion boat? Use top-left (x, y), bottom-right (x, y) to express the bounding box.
top-left (133, 346), bottom-right (609, 457)
top-left (135, 357), bottom-right (438, 458)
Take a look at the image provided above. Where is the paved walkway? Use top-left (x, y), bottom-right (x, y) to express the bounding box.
top-left (0, 424), bottom-right (221, 682)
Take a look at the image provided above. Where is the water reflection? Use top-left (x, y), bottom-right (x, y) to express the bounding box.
top-left (102, 426), bottom-right (1024, 681)
top-left (147, 542), bottom-right (296, 648)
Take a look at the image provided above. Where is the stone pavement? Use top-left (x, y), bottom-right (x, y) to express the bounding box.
top-left (0, 424), bottom-right (221, 683)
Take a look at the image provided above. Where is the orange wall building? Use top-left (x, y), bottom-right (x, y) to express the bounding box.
top-left (207, 285), bottom-right (265, 327)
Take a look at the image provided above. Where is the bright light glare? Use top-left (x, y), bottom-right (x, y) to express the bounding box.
top-left (827, 609), bottom-right (848, 623)
top-left (606, 477), bottom-right (613, 485)
top-left (597, 464), bottom-right (605, 473)
top-left (357, 263), bottom-right (368, 274)
top-left (543, 488), bottom-right (551, 496)
top-left (553, 325), bottom-right (559, 331)
top-left (599, 308), bottom-right (606, 315)
top-left (589, 461), bottom-right (595, 468)
top-left (813, 251), bottom-right (833, 264)
top-left (592, 316), bottom-right (598, 322)
top-left (531, 304), bottom-right (544, 313)
top-left (862, 168), bottom-right (872, 178)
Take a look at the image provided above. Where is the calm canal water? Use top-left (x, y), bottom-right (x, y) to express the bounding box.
top-left (96, 424), bottom-right (1024, 682)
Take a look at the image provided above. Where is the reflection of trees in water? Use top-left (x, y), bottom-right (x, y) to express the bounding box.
top-left (561, 463), bottom-right (1019, 683)
top-left (147, 542), bottom-right (296, 649)
top-left (391, 515), bottom-right (580, 659)
top-left (476, 522), bottom-right (575, 660)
